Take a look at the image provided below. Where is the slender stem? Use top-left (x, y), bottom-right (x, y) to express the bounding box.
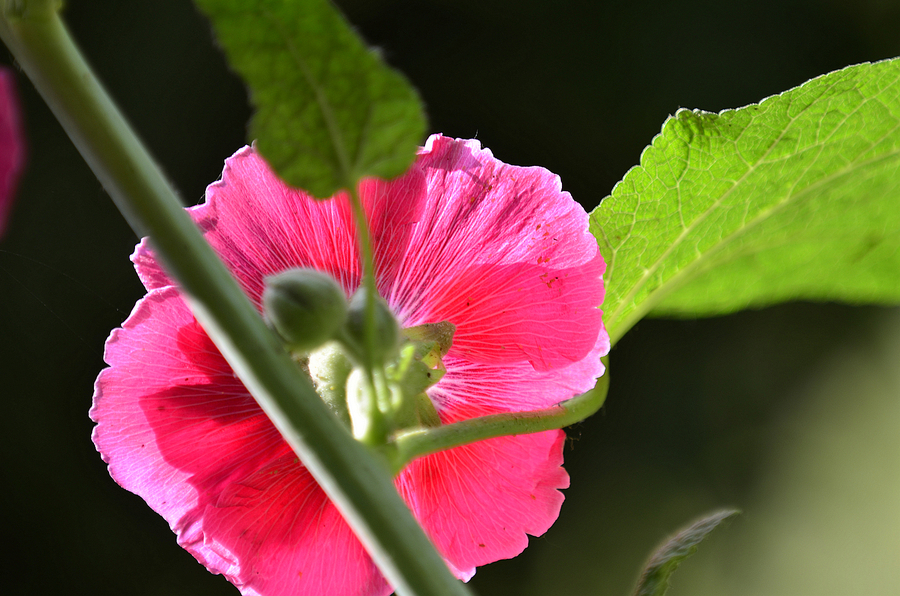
top-left (0, 6), bottom-right (468, 595)
top-left (347, 185), bottom-right (386, 442)
top-left (388, 356), bottom-right (610, 474)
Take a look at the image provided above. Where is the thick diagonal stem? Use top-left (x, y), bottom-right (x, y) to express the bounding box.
top-left (0, 5), bottom-right (468, 595)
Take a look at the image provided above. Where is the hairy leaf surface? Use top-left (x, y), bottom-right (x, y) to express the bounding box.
top-left (592, 59), bottom-right (900, 344)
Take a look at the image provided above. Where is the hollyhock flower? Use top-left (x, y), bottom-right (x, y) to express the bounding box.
top-left (91, 135), bottom-right (609, 596)
top-left (0, 67), bottom-right (25, 238)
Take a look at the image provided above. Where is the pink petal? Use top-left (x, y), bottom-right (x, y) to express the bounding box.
top-left (91, 287), bottom-right (388, 596)
top-left (0, 68), bottom-right (25, 238)
top-left (133, 146), bottom-right (359, 295)
top-left (135, 140), bottom-right (606, 374)
top-left (99, 138), bottom-right (609, 594)
top-left (200, 452), bottom-right (390, 596)
top-left (431, 326), bottom-right (609, 415)
top-left (133, 145), bottom-right (427, 299)
top-left (397, 411), bottom-right (568, 579)
top-left (375, 135), bottom-right (606, 371)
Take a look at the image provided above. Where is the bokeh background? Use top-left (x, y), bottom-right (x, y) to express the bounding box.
top-left (1, 1), bottom-right (898, 594)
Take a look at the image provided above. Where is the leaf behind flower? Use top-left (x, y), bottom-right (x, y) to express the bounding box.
top-left (592, 58), bottom-right (900, 344)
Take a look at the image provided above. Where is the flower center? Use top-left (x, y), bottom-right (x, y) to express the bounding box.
top-left (306, 321), bottom-right (456, 441)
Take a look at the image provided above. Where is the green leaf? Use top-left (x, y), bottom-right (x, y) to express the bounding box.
top-left (592, 58), bottom-right (900, 344)
top-left (194, 0), bottom-right (426, 198)
top-left (633, 509), bottom-right (739, 596)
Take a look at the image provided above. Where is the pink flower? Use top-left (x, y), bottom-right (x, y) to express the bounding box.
top-left (91, 135), bottom-right (609, 596)
top-left (0, 67), bottom-right (25, 239)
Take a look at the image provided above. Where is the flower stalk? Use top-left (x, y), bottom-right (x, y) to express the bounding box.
top-left (386, 356), bottom-right (610, 474)
top-left (0, 4), bottom-right (469, 595)
top-left (347, 185), bottom-right (388, 444)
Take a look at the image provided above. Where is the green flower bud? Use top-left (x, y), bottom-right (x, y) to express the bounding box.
top-left (345, 367), bottom-right (391, 444)
top-left (307, 341), bottom-right (354, 428)
top-left (341, 286), bottom-right (400, 365)
top-left (262, 268), bottom-right (348, 353)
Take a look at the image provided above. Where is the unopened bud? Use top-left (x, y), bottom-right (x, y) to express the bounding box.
top-left (342, 286), bottom-right (400, 365)
top-left (345, 367), bottom-right (390, 444)
top-left (262, 268), bottom-right (348, 352)
top-left (308, 342), bottom-right (354, 428)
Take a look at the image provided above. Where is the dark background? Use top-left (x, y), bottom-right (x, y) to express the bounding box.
top-left (1, 1), bottom-right (898, 594)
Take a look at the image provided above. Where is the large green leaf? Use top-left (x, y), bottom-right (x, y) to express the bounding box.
top-left (592, 59), bottom-right (900, 344)
top-left (195, 0), bottom-right (426, 198)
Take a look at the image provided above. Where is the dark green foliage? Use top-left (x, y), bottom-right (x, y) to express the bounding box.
top-left (195, 0), bottom-right (427, 197)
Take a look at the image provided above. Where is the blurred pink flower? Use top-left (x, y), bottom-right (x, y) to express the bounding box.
top-left (0, 67), bottom-right (25, 238)
top-left (91, 135), bottom-right (609, 596)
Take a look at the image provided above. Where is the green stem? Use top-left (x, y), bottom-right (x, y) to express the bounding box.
top-left (347, 185), bottom-right (386, 442)
top-left (0, 5), bottom-right (467, 595)
top-left (388, 356), bottom-right (610, 474)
